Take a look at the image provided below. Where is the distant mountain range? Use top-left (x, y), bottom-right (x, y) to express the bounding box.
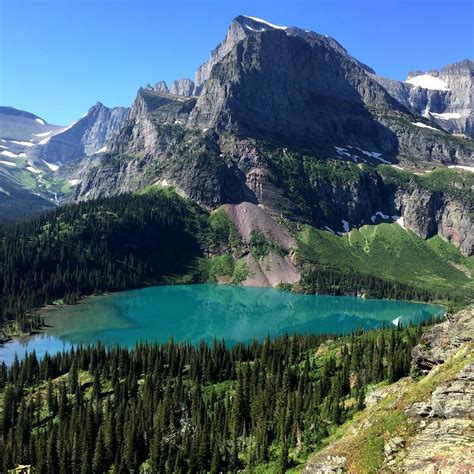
top-left (1, 15), bottom-right (472, 256)
top-left (0, 103), bottom-right (128, 217)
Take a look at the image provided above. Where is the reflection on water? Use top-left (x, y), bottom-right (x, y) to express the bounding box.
top-left (0, 284), bottom-right (443, 364)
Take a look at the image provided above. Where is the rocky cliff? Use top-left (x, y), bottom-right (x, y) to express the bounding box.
top-left (374, 59), bottom-right (473, 138)
top-left (397, 184), bottom-right (473, 257)
top-left (305, 306), bottom-right (474, 473)
top-left (36, 102), bottom-right (129, 164)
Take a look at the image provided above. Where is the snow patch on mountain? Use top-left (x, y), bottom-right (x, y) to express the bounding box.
top-left (243, 16), bottom-right (288, 30)
top-left (1, 150), bottom-right (18, 158)
top-left (395, 216), bottom-right (406, 229)
top-left (406, 74), bottom-right (449, 91)
top-left (412, 122), bottom-right (439, 131)
top-left (430, 112), bottom-right (462, 120)
top-left (0, 160), bottom-right (17, 167)
top-left (10, 140), bottom-right (35, 147)
top-left (42, 160), bottom-right (59, 171)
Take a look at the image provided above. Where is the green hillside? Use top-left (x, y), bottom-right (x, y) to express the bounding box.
top-left (296, 222), bottom-right (473, 301)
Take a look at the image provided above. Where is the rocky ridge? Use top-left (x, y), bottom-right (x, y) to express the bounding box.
top-left (305, 306), bottom-right (474, 473)
top-left (35, 102), bottom-right (129, 164)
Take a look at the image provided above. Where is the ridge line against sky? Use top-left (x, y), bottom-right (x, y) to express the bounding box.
top-left (1, 0), bottom-right (472, 125)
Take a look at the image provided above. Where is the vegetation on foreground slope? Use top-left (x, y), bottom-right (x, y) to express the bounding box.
top-left (0, 322), bottom-right (433, 472)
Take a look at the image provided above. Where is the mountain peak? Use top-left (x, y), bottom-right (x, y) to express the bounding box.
top-left (235, 15), bottom-right (289, 31)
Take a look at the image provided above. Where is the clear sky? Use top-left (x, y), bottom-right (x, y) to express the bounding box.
top-left (1, 0), bottom-right (472, 124)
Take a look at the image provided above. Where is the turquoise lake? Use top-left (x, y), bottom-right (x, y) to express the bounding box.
top-left (0, 284), bottom-right (444, 364)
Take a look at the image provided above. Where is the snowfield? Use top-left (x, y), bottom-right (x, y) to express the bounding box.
top-left (406, 74), bottom-right (449, 91)
top-left (430, 112), bottom-right (462, 120)
top-left (10, 140), bottom-right (35, 147)
top-left (42, 160), bottom-right (59, 171)
top-left (395, 216), bottom-right (406, 229)
top-left (243, 16), bottom-right (288, 30)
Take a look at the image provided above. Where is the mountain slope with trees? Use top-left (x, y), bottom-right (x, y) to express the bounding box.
top-left (0, 321), bottom-right (431, 472)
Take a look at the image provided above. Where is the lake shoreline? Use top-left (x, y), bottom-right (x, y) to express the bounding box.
top-left (0, 282), bottom-right (449, 352)
top-left (0, 284), bottom-right (446, 365)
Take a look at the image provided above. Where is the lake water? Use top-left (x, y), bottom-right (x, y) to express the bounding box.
top-left (0, 284), bottom-right (444, 364)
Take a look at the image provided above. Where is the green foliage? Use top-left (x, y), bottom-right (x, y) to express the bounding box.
top-left (250, 228), bottom-right (287, 258)
top-left (232, 259), bottom-right (249, 284)
top-left (417, 168), bottom-right (474, 208)
top-left (0, 323), bottom-right (429, 472)
top-left (296, 223), bottom-right (473, 303)
top-left (0, 190), bottom-right (208, 325)
top-left (207, 254), bottom-right (235, 281)
top-left (208, 208), bottom-right (242, 251)
top-left (380, 165), bottom-right (474, 208)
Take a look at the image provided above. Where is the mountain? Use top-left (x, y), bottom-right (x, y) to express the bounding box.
top-left (34, 102), bottom-right (129, 164)
top-left (0, 106), bottom-right (62, 144)
top-left (66, 15), bottom-right (473, 258)
top-left (373, 59), bottom-right (473, 138)
top-left (0, 103), bottom-right (129, 220)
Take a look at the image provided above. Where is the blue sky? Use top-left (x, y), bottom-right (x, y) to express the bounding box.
top-left (1, 0), bottom-right (472, 124)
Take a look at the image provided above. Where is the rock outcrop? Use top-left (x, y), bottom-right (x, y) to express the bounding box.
top-left (397, 183), bottom-right (473, 257)
top-left (154, 81), bottom-right (169, 93)
top-left (412, 306), bottom-right (474, 372)
top-left (305, 306), bottom-right (474, 473)
top-left (170, 78), bottom-right (195, 97)
top-left (400, 308), bottom-right (474, 473)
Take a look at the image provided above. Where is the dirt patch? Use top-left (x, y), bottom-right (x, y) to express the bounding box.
top-left (222, 202), bottom-right (295, 249)
top-left (242, 252), bottom-right (300, 287)
top-left (222, 202), bottom-right (300, 287)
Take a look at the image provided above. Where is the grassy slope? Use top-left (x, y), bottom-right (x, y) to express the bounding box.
top-left (296, 222), bottom-right (474, 300)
